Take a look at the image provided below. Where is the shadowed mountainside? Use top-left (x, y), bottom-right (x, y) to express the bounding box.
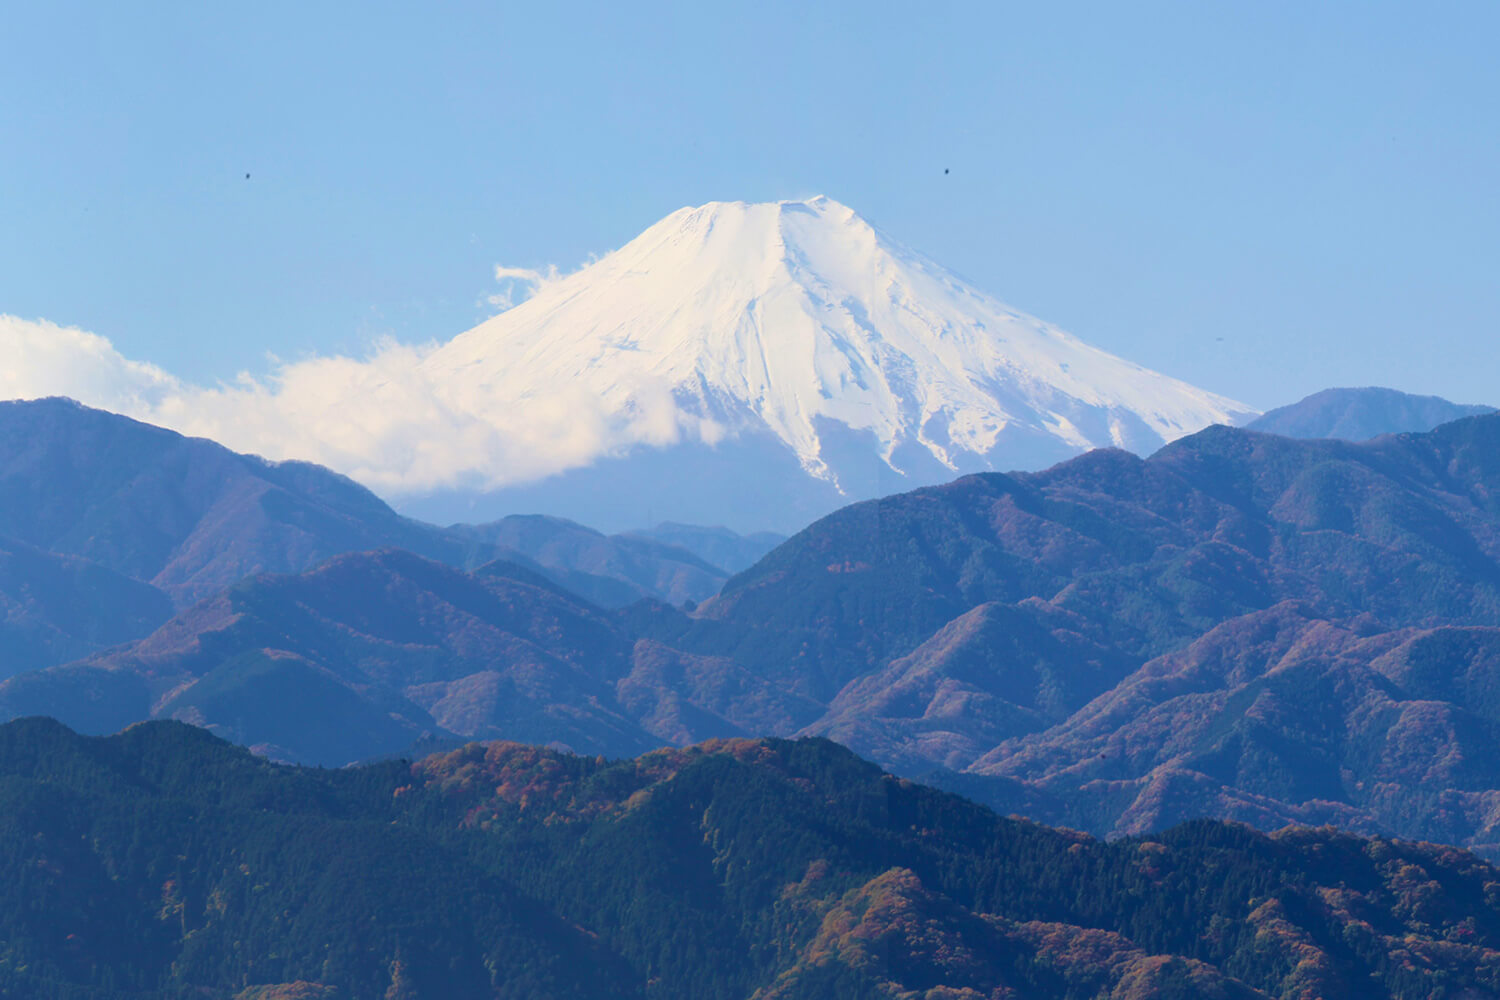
top-left (0, 400), bottom-right (766, 678)
top-left (0, 535), bottom-right (174, 676)
top-left (4, 718), bottom-right (1500, 1000)
top-left (0, 398), bottom-right (468, 608)
top-left (0, 550), bottom-right (662, 766)
top-left (625, 521), bottom-right (786, 574)
top-left (447, 514), bottom-right (734, 607)
top-left (0, 547), bottom-right (817, 766)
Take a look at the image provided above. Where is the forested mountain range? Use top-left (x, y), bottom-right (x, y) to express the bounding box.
top-left (11, 408), bottom-right (1500, 856)
top-left (682, 412), bottom-right (1500, 851)
top-left (4, 717), bottom-right (1499, 1000)
top-left (0, 398), bottom-right (772, 679)
top-left (0, 548), bottom-right (811, 766)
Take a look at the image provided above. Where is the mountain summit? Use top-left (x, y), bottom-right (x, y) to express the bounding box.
top-left (412, 197), bottom-right (1254, 529)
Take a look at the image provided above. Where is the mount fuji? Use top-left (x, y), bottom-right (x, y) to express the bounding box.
top-left (401, 196), bottom-right (1256, 531)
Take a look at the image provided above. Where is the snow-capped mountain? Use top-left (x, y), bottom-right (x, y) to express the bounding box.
top-left (403, 196), bottom-right (1253, 531)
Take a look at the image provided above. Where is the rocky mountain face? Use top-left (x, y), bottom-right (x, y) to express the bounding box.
top-left (14, 413), bottom-right (1500, 856)
top-left (1245, 386), bottom-right (1494, 440)
top-left (398, 196), bottom-right (1253, 531)
top-left (5, 718), bottom-right (1499, 1000)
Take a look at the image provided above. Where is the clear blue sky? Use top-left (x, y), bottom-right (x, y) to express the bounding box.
top-left (3, 1), bottom-right (1496, 410)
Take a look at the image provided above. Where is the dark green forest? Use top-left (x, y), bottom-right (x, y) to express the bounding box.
top-left (2, 717), bottom-right (1499, 999)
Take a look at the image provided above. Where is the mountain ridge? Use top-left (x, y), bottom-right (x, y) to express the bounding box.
top-left (16, 414), bottom-right (1500, 857)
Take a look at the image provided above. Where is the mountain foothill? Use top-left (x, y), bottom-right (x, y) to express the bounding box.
top-left (6, 390), bottom-right (1500, 863)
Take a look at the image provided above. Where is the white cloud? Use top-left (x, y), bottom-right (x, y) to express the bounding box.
top-left (0, 314), bottom-right (708, 498)
top-left (0, 316), bottom-right (183, 415)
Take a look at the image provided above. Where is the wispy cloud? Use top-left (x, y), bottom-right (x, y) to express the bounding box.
top-left (485, 263), bottom-right (560, 311)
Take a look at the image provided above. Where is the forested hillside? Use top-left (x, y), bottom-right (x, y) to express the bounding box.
top-left (3, 718), bottom-right (1499, 999)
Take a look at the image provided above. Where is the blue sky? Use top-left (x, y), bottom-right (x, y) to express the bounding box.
top-left (2, 1), bottom-right (1497, 409)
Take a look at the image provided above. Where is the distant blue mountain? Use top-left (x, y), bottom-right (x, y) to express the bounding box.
top-left (625, 522), bottom-right (785, 575)
top-left (0, 535), bottom-right (173, 676)
top-left (1245, 386), bottom-right (1494, 441)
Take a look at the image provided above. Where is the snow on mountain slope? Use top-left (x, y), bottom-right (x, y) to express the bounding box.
top-left (420, 197), bottom-right (1253, 499)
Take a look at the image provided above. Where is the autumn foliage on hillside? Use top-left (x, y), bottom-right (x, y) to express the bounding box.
top-left (5, 718), bottom-right (1500, 998)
